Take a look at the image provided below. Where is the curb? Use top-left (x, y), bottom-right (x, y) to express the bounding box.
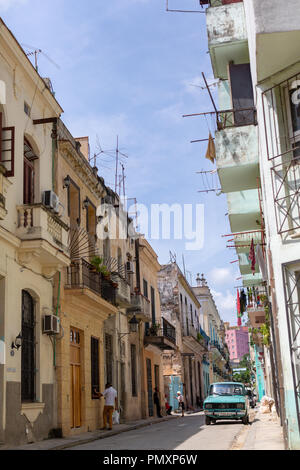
top-left (47, 415), bottom-right (180, 451)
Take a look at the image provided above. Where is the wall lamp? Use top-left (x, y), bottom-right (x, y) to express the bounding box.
top-left (63, 176), bottom-right (71, 189)
top-left (119, 315), bottom-right (139, 340)
top-left (11, 333), bottom-right (22, 353)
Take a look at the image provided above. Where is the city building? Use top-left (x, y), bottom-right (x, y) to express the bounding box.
top-left (224, 324), bottom-right (249, 363)
top-left (201, 0), bottom-right (300, 449)
top-left (0, 18), bottom-right (69, 445)
top-left (158, 263), bottom-right (209, 410)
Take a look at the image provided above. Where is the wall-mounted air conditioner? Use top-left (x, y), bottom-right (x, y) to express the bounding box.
top-left (42, 190), bottom-right (60, 214)
top-left (43, 315), bottom-right (60, 335)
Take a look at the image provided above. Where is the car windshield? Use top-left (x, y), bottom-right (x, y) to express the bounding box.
top-left (209, 384), bottom-right (244, 396)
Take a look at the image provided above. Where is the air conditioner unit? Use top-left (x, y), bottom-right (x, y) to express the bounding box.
top-left (43, 315), bottom-right (60, 335)
top-left (43, 191), bottom-right (60, 214)
top-left (126, 261), bottom-right (134, 274)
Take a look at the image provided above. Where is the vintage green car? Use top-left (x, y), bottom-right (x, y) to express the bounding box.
top-left (204, 382), bottom-right (250, 425)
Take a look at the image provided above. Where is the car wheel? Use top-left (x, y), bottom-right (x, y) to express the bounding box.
top-left (205, 416), bottom-right (211, 425)
top-left (242, 415), bottom-right (249, 425)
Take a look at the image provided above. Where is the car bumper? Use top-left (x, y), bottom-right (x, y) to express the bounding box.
top-left (204, 410), bottom-right (247, 419)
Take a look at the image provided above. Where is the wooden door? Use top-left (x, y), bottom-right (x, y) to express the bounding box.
top-left (146, 359), bottom-right (154, 417)
top-left (70, 328), bottom-right (82, 429)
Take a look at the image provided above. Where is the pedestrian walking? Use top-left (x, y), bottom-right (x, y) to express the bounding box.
top-left (94, 383), bottom-right (118, 430)
top-left (176, 391), bottom-right (185, 417)
top-left (154, 387), bottom-right (163, 418)
top-left (165, 394), bottom-right (172, 415)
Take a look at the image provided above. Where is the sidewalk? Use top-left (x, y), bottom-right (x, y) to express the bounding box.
top-left (232, 408), bottom-right (285, 451)
top-left (0, 415), bottom-right (179, 451)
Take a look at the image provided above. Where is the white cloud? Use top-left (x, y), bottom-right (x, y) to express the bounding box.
top-left (209, 267), bottom-right (232, 285)
top-left (0, 0), bottom-right (26, 11)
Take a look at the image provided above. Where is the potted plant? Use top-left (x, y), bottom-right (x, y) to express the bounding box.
top-left (91, 256), bottom-right (111, 279)
top-left (149, 323), bottom-right (161, 336)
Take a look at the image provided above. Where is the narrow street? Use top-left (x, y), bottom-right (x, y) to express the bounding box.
top-left (68, 410), bottom-right (284, 451)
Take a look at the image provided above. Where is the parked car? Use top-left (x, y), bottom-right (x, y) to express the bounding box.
top-left (204, 382), bottom-right (250, 425)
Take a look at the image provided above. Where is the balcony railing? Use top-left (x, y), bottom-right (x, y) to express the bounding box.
top-left (127, 293), bottom-right (151, 321)
top-left (184, 108), bottom-right (257, 131)
top-left (65, 258), bottom-right (117, 306)
top-left (200, 0), bottom-right (243, 6)
top-left (111, 272), bottom-right (131, 308)
top-left (145, 318), bottom-right (176, 349)
top-left (17, 204), bottom-right (69, 248)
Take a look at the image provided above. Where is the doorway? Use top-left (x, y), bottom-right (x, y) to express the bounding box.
top-left (70, 327), bottom-right (82, 429)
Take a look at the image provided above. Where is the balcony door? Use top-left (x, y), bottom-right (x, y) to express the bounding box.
top-left (23, 139), bottom-right (36, 205)
top-left (229, 63), bottom-right (255, 126)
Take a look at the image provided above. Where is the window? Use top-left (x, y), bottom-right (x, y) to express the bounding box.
top-left (21, 290), bottom-right (35, 402)
top-left (143, 279), bottom-right (148, 299)
top-left (105, 334), bottom-right (113, 385)
top-left (23, 139), bottom-right (38, 205)
top-left (151, 286), bottom-right (156, 324)
top-left (131, 344), bottom-right (137, 397)
top-left (0, 112), bottom-right (15, 178)
top-left (68, 177), bottom-right (81, 226)
top-left (91, 337), bottom-right (100, 399)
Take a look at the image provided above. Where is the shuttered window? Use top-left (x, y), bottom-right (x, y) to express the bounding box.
top-left (0, 113), bottom-right (15, 178)
top-left (91, 337), bottom-right (100, 399)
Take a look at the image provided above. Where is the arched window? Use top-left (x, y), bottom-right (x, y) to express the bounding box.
top-left (21, 290), bottom-right (35, 402)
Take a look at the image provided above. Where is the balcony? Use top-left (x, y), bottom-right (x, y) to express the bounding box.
top-left (214, 118), bottom-right (259, 193)
top-left (206, 0), bottom-right (248, 79)
top-left (243, 0), bottom-right (300, 82)
top-left (182, 322), bottom-right (208, 352)
top-left (248, 306), bottom-right (266, 328)
top-left (144, 318), bottom-right (176, 351)
top-left (65, 258), bottom-right (117, 308)
top-left (211, 341), bottom-right (227, 361)
top-left (111, 273), bottom-right (131, 308)
top-left (127, 293), bottom-right (151, 322)
top-left (16, 204), bottom-right (69, 274)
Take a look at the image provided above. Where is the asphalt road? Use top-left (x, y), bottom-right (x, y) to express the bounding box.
top-left (70, 412), bottom-right (246, 451)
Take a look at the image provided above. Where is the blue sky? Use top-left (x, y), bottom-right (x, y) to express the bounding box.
top-left (0, 0), bottom-right (240, 324)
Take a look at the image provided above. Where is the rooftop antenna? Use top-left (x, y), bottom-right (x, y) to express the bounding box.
top-left (22, 43), bottom-right (60, 72)
top-left (169, 251), bottom-right (177, 263)
top-left (115, 136), bottom-right (129, 194)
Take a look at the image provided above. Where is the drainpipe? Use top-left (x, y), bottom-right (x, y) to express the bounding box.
top-left (53, 271), bottom-right (61, 368)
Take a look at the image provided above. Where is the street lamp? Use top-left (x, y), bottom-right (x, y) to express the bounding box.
top-left (118, 315), bottom-right (139, 340)
top-left (11, 333), bottom-right (22, 353)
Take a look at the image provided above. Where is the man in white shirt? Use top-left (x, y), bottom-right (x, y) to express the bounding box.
top-left (96, 383), bottom-right (118, 430)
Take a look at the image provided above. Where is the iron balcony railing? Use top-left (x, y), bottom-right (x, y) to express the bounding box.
top-left (66, 258), bottom-right (117, 306)
top-left (183, 107), bottom-right (257, 130)
top-left (145, 318), bottom-right (176, 345)
top-left (200, 0), bottom-right (243, 6)
top-left (199, 327), bottom-right (211, 348)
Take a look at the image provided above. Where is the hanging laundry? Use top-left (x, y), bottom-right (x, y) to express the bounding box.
top-left (240, 289), bottom-right (247, 314)
top-left (249, 238), bottom-right (256, 275)
top-left (205, 132), bottom-right (216, 164)
top-left (237, 289), bottom-right (242, 327)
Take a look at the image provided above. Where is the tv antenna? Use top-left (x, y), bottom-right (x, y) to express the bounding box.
top-left (22, 43), bottom-right (60, 72)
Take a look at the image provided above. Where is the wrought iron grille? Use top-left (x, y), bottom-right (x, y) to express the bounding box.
top-left (271, 159), bottom-right (300, 235)
top-left (262, 72), bottom-right (300, 235)
top-left (283, 262), bottom-right (300, 432)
